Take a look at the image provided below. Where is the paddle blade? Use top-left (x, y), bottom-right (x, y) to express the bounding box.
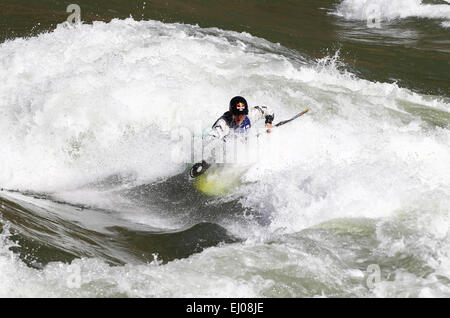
top-left (189, 160), bottom-right (211, 178)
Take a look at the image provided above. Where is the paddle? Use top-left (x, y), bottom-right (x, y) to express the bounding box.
top-left (274, 109), bottom-right (309, 127)
top-left (189, 160), bottom-right (211, 178)
top-left (189, 109), bottom-right (309, 178)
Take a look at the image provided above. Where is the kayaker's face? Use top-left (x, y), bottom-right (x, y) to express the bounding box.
top-left (233, 114), bottom-right (246, 125)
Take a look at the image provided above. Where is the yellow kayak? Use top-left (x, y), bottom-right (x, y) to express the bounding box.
top-left (194, 164), bottom-right (248, 196)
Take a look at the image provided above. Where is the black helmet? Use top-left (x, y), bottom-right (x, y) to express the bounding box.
top-left (229, 96), bottom-right (248, 115)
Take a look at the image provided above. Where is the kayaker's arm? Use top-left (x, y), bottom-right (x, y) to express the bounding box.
top-left (249, 106), bottom-right (275, 133)
top-left (209, 117), bottom-right (230, 141)
top-left (200, 117), bottom-right (230, 163)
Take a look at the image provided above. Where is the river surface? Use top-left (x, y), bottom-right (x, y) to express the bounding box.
top-left (0, 0), bottom-right (449, 297)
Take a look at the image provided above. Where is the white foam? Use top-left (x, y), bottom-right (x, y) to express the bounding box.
top-left (0, 19), bottom-right (305, 192)
top-left (0, 226), bottom-right (370, 297)
top-left (0, 18), bottom-right (449, 297)
top-left (334, 0), bottom-right (450, 25)
top-left (2, 216), bottom-right (448, 297)
top-left (234, 54), bottom-right (450, 235)
top-left (1, 18), bottom-right (449, 228)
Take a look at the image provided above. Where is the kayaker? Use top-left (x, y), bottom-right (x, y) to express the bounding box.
top-left (190, 96), bottom-right (275, 177)
top-left (208, 96), bottom-right (275, 140)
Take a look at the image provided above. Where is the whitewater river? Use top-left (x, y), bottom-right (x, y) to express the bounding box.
top-left (0, 0), bottom-right (449, 297)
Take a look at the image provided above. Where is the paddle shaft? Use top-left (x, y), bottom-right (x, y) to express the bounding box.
top-left (274, 109), bottom-right (309, 127)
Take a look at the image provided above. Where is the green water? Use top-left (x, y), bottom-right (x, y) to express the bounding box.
top-left (1, 0), bottom-right (449, 97)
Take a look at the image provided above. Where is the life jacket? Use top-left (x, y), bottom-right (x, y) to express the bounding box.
top-left (213, 111), bottom-right (251, 138)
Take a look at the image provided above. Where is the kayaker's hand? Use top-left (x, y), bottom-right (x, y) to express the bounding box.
top-left (265, 123), bottom-right (274, 133)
